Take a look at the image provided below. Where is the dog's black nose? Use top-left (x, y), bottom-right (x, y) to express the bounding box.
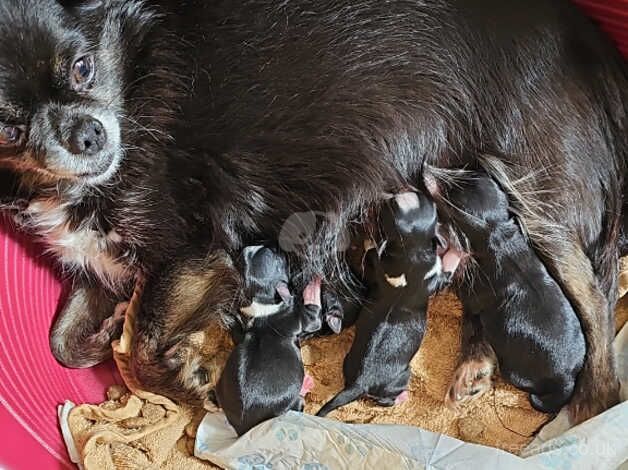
top-left (68, 117), bottom-right (106, 155)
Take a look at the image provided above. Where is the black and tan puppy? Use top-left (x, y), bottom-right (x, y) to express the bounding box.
top-left (215, 246), bottom-right (321, 435)
top-left (317, 192), bottom-right (452, 416)
top-left (445, 173), bottom-right (586, 413)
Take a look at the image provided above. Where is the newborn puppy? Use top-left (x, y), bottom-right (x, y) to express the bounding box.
top-left (317, 192), bottom-right (451, 416)
top-left (215, 246), bottom-right (322, 435)
top-left (447, 172), bottom-right (586, 413)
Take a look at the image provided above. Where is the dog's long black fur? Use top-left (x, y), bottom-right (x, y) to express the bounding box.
top-left (446, 173), bottom-right (587, 413)
top-left (216, 246), bottom-right (321, 435)
top-left (0, 0), bottom-right (625, 420)
top-left (317, 192), bottom-right (449, 417)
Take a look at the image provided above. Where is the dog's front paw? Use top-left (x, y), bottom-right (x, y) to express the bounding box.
top-left (87, 303), bottom-right (127, 346)
top-left (445, 358), bottom-right (495, 409)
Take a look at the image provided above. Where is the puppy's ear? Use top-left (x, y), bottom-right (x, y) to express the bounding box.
top-left (325, 314), bottom-right (343, 334)
top-left (276, 282), bottom-right (293, 304)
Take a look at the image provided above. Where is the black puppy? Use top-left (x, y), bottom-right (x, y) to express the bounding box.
top-left (446, 173), bottom-right (586, 413)
top-left (317, 192), bottom-right (451, 416)
top-left (215, 246), bottom-right (321, 435)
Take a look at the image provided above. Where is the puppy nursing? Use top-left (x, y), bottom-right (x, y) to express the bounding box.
top-left (213, 180), bottom-right (586, 430)
top-left (215, 246), bottom-right (321, 435)
top-left (317, 192), bottom-right (451, 416)
top-left (446, 172), bottom-right (586, 413)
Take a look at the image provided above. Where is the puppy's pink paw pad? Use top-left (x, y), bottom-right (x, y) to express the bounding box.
top-left (300, 374), bottom-right (315, 396)
top-left (445, 358), bottom-right (495, 409)
top-left (395, 391), bottom-right (409, 404)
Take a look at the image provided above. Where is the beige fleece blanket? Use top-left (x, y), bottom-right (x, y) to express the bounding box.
top-left (63, 259), bottom-right (628, 469)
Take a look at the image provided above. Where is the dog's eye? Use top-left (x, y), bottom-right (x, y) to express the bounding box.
top-left (71, 55), bottom-right (95, 90)
top-left (0, 126), bottom-right (23, 146)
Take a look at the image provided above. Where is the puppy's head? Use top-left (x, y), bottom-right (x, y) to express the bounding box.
top-left (379, 191), bottom-right (446, 288)
top-left (239, 245), bottom-right (292, 316)
top-left (449, 174), bottom-right (510, 225)
top-left (0, 0), bottom-right (156, 186)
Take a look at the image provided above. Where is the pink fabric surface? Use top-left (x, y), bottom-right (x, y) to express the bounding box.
top-left (0, 223), bottom-right (118, 469)
top-left (574, 0), bottom-right (628, 58)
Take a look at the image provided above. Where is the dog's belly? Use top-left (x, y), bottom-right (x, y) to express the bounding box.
top-left (20, 199), bottom-right (134, 289)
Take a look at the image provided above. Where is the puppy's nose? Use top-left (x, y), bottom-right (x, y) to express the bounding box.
top-left (67, 116), bottom-right (106, 155)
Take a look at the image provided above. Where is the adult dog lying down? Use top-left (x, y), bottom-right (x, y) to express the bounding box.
top-left (0, 0), bottom-right (624, 424)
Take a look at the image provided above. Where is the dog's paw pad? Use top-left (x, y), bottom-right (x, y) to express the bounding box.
top-left (445, 358), bottom-right (495, 409)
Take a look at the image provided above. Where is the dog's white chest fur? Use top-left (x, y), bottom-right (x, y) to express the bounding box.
top-left (22, 199), bottom-right (131, 287)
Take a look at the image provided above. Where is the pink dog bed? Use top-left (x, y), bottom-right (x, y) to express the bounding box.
top-left (0, 4), bottom-right (625, 469)
top-left (0, 224), bottom-right (119, 469)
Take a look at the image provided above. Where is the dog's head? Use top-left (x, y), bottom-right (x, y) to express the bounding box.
top-left (0, 0), bottom-right (156, 187)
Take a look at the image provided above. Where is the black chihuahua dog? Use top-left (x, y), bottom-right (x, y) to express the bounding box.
top-left (447, 172), bottom-right (586, 413)
top-left (215, 245), bottom-right (321, 435)
top-left (317, 192), bottom-right (452, 416)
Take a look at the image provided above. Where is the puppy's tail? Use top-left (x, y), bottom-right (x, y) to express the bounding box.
top-left (316, 386), bottom-right (364, 417)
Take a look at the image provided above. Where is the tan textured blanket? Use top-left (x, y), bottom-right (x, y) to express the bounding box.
top-left (64, 260), bottom-right (628, 468)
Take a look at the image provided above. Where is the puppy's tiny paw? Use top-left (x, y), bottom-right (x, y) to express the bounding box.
top-left (300, 374), bottom-right (315, 396)
top-left (445, 358), bottom-right (495, 409)
top-left (394, 390), bottom-right (409, 405)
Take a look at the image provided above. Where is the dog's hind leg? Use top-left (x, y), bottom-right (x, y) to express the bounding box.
top-left (130, 250), bottom-right (241, 406)
top-left (445, 314), bottom-right (497, 408)
top-left (476, 154), bottom-right (621, 423)
top-left (50, 282), bottom-right (129, 368)
top-left (531, 238), bottom-right (620, 424)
